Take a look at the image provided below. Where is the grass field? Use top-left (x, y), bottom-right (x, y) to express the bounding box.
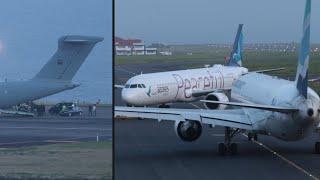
top-left (0, 141), bottom-right (112, 179)
top-left (115, 51), bottom-right (320, 93)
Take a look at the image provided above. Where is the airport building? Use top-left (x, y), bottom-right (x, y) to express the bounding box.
top-left (115, 37), bottom-right (158, 56)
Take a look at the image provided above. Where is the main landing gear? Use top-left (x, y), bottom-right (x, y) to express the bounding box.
top-left (159, 104), bottom-right (170, 108)
top-left (248, 132), bottom-right (258, 141)
top-left (218, 127), bottom-right (241, 155)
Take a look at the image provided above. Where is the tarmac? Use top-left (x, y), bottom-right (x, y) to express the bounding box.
top-left (0, 106), bottom-right (111, 148)
top-left (115, 62), bottom-right (320, 180)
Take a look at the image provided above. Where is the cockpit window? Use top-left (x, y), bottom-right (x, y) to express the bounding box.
top-left (130, 84), bottom-right (138, 88)
top-left (125, 84), bottom-right (130, 88)
top-left (128, 84), bottom-right (146, 88)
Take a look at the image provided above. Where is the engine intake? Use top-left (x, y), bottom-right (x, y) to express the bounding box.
top-left (204, 92), bottom-right (229, 110)
top-left (175, 120), bottom-right (202, 142)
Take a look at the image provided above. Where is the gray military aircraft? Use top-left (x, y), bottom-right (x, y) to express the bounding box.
top-left (115, 0), bottom-right (320, 155)
top-left (0, 35), bottom-right (102, 114)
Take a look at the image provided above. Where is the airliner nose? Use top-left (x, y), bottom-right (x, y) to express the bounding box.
top-left (122, 90), bottom-right (138, 105)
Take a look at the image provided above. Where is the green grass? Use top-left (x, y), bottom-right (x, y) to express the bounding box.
top-left (0, 141), bottom-right (112, 179)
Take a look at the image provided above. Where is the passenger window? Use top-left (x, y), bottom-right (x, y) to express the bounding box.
top-left (130, 84), bottom-right (137, 88)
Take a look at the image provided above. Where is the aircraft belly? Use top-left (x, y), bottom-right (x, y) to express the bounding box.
top-left (264, 112), bottom-right (308, 141)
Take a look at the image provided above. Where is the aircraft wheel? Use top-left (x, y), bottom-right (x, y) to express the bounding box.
top-left (315, 142), bottom-right (320, 154)
top-left (218, 143), bottom-right (227, 155)
top-left (253, 134), bottom-right (258, 141)
top-left (159, 104), bottom-right (169, 108)
top-left (230, 143), bottom-right (238, 155)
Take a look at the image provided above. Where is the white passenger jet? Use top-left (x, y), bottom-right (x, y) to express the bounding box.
top-left (116, 0), bottom-right (320, 155)
top-left (116, 25), bottom-right (282, 109)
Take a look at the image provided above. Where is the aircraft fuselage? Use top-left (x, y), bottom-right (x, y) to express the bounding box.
top-left (232, 72), bottom-right (320, 141)
top-left (122, 65), bottom-right (248, 106)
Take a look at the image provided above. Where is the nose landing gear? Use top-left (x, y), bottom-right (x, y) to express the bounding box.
top-left (315, 142), bottom-right (320, 154)
top-left (218, 127), bottom-right (240, 155)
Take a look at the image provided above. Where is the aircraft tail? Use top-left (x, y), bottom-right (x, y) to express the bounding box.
top-left (33, 35), bottom-right (103, 81)
top-left (227, 24), bottom-right (243, 67)
top-left (295, 0), bottom-right (311, 98)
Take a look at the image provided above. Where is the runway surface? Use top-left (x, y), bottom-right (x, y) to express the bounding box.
top-left (115, 62), bottom-right (320, 180)
top-left (0, 106), bottom-right (111, 148)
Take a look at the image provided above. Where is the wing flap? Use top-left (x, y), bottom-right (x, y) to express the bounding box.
top-left (201, 100), bottom-right (299, 113)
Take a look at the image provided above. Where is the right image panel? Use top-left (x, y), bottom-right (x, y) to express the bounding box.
top-left (114, 0), bottom-right (320, 179)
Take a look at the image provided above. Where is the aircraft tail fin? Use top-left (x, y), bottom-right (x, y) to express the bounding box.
top-left (295, 0), bottom-right (311, 98)
top-left (33, 35), bottom-right (103, 81)
top-left (227, 24), bottom-right (243, 67)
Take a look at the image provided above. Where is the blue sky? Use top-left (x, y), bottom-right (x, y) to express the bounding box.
top-left (0, 0), bottom-right (112, 103)
top-left (116, 0), bottom-right (320, 44)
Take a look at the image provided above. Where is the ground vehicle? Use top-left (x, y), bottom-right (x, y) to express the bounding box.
top-left (49, 102), bottom-right (74, 115)
top-left (59, 106), bottom-right (83, 117)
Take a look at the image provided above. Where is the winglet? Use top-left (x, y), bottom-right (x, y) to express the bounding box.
top-left (227, 24), bottom-right (243, 67)
top-left (295, 0), bottom-right (311, 98)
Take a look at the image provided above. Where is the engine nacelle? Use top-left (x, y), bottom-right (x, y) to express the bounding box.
top-left (204, 92), bottom-right (229, 110)
top-left (174, 120), bottom-right (202, 142)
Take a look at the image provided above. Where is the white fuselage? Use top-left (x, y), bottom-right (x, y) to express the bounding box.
top-left (232, 73), bottom-right (320, 141)
top-left (122, 64), bottom-right (248, 106)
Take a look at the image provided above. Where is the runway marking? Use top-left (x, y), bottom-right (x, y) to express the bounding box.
top-left (189, 102), bottom-right (319, 179)
top-left (45, 140), bottom-right (79, 143)
top-left (115, 66), bottom-right (136, 75)
top-left (241, 134), bottom-right (319, 180)
top-left (190, 104), bottom-right (318, 179)
top-left (0, 127), bottom-right (111, 131)
top-left (0, 135), bottom-right (111, 146)
top-left (190, 103), bottom-right (203, 109)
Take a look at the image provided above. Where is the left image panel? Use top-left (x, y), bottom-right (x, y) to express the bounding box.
top-left (0, 0), bottom-right (112, 179)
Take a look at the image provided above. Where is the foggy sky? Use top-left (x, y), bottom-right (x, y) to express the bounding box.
top-left (0, 0), bottom-right (112, 103)
top-left (116, 0), bottom-right (320, 44)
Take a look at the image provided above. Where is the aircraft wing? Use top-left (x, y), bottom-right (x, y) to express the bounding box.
top-left (192, 89), bottom-right (229, 97)
top-left (115, 106), bottom-right (253, 130)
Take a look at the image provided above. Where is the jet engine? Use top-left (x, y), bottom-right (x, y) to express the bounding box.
top-left (204, 92), bottom-right (229, 110)
top-left (174, 120), bottom-right (202, 142)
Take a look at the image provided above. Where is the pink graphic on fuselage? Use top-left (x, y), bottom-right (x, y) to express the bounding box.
top-left (172, 71), bottom-right (225, 99)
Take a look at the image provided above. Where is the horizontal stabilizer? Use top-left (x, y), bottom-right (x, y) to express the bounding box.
top-left (200, 100), bottom-right (299, 113)
top-left (252, 67), bottom-right (285, 73)
top-left (308, 77), bottom-right (320, 83)
top-left (0, 109), bottom-right (34, 117)
top-left (114, 85), bottom-right (125, 89)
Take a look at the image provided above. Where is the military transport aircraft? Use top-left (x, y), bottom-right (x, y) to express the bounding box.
top-left (116, 25), bottom-right (283, 108)
top-left (0, 35), bottom-right (102, 115)
top-left (115, 0), bottom-right (320, 155)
